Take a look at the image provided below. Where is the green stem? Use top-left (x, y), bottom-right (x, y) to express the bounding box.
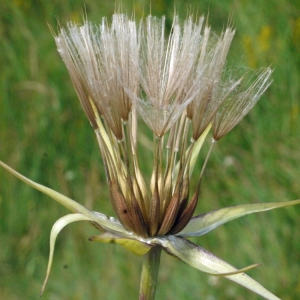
top-left (139, 246), bottom-right (162, 300)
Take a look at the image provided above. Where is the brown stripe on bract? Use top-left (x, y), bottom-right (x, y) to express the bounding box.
top-left (169, 182), bottom-right (201, 235)
top-left (149, 182), bottom-right (161, 236)
top-left (157, 187), bottom-right (180, 235)
top-left (109, 179), bottom-right (135, 233)
top-left (129, 191), bottom-right (149, 237)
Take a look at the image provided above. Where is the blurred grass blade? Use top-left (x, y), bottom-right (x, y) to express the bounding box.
top-left (178, 199), bottom-right (300, 237)
top-left (40, 213), bottom-right (92, 295)
top-left (161, 236), bottom-right (280, 300)
top-left (89, 232), bottom-right (153, 256)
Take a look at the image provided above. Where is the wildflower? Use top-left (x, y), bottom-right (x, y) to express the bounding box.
top-left (1, 13), bottom-right (299, 300)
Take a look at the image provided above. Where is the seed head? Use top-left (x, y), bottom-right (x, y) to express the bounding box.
top-left (54, 14), bottom-right (272, 237)
top-left (55, 14), bottom-right (139, 140)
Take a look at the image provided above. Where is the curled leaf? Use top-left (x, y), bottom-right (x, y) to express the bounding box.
top-left (40, 213), bottom-right (92, 295)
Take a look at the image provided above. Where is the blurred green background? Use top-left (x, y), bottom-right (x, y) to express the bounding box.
top-left (0, 0), bottom-right (299, 299)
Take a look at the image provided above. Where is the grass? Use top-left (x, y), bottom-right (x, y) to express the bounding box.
top-left (0, 0), bottom-right (300, 299)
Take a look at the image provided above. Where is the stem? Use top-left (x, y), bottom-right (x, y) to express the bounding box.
top-left (139, 246), bottom-right (162, 300)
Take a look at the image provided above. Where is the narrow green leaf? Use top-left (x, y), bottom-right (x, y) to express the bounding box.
top-left (178, 199), bottom-right (300, 237)
top-left (0, 160), bottom-right (128, 235)
top-left (40, 213), bottom-right (92, 295)
top-left (159, 236), bottom-right (280, 300)
top-left (0, 161), bottom-right (93, 214)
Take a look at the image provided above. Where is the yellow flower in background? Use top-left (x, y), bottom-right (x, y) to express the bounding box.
top-left (242, 35), bottom-right (257, 68)
top-left (258, 25), bottom-right (271, 52)
top-left (242, 25), bottom-right (272, 68)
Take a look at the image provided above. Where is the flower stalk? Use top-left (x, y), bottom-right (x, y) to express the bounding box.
top-left (139, 246), bottom-right (162, 300)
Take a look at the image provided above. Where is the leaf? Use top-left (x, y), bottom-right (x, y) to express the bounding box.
top-left (89, 232), bottom-right (152, 256)
top-left (159, 236), bottom-right (280, 300)
top-left (0, 160), bottom-right (128, 235)
top-left (0, 161), bottom-right (93, 214)
top-left (178, 199), bottom-right (300, 237)
top-left (40, 213), bottom-right (92, 295)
